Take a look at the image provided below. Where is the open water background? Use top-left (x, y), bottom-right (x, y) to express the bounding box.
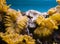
top-left (7, 0), bottom-right (58, 12)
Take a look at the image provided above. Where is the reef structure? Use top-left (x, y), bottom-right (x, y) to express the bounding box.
top-left (0, 0), bottom-right (60, 44)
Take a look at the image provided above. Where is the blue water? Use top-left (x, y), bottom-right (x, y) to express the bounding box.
top-left (7, 0), bottom-right (58, 12)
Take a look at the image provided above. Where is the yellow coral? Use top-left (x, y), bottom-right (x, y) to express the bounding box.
top-left (6, 8), bottom-right (20, 21)
top-left (0, 0), bottom-right (6, 5)
top-left (56, 5), bottom-right (60, 9)
top-left (34, 27), bottom-right (52, 37)
top-left (0, 0), bottom-right (10, 12)
top-left (3, 8), bottom-right (28, 34)
top-left (56, 0), bottom-right (60, 4)
top-left (50, 13), bottom-right (60, 25)
top-left (0, 0), bottom-right (60, 43)
top-left (48, 8), bottom-right (56, 15)
top-left (41, 18), bottom-right (58, 29)
top-left (56, 5), bottom-right (60, 13)
top-left (35, 15), bottom-right (45, 26)
top-left (34, 14), bottom-right (59, 37)
top-left (0, 33), bottom-right (35, 44)
top-left (34, 18), bottom-right (58, 37)
top-left (5, 27), bottom-right (15, 34)
top-left (2, 5), bottom-right (10, 12)
top-left (16, 16), bottom-right (28, 29)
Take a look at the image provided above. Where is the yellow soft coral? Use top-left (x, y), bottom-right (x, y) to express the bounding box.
top-left (48, 5), bottom-right (60, 16)
top-left (50, 13), bottom-right (60, 25)
top-left (34, 18), bottom-right (58, 37)
top-left (0, 33), bottom-right (35, 44)
top-left (3, 8), bottom-right (28, 34)
top-left (0, 0), bottom-right (6, 4)
top-left (48, 8), bottom-right (56, 15)
top-left (41, 18), bottom-right (58, 29)
top-left (35, 15), bottom-right (45, 26)
top-left (56, 0), bottom-right (60, 4)
top-left (34, 13), bottom-right (59, 37)
top-left (16, 16), bottom-right (28, 30)
top-left (2, 5), bottom-right (10, 12)
top-left (0, 0), bottom-right (28, 34)
top-left (34, 27), bottom-right (52, 37)
top-left (56, 5), bottom-right (60, 13)
top-left (0, 0), bottom-right (10, 12)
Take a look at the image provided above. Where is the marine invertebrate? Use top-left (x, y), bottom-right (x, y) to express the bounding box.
top-left (0, 0), bottom-right (6, 4)
top-left (34, 13), bottom-right (60, 37)
top-left (56, 5), bottom-right (60, 13)
top-left (0, 33), bottom-right (35, 44)
top-left (48, 4), bottom-right (60, 16)
top-left (3, 8), bottom-right (28, 34)
top-left (56, 0), bottom-right (60, 4)
top-left (34, 27), bottom-right (52, 37)
top-left (0, 0), bottom-right (10, 12)
top-left (50, 13), bottom-right (60, 25)
top-left (0, 0), bottom-right (60, 44)
top-left (35, 15), bottom-right (45, 26)
top-left (48, 8), bottom-right (56, 15)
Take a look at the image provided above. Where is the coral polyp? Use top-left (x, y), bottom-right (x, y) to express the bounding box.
top-left (0, 33), bottom-right (35, 44)
top-left (0, 0), bottom-right (60, 44)
top-left (34, 14), bottom-right (59, 37)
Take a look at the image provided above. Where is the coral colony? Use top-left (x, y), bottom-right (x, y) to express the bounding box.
top-left (0, 0), bottom-right (60, 44)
